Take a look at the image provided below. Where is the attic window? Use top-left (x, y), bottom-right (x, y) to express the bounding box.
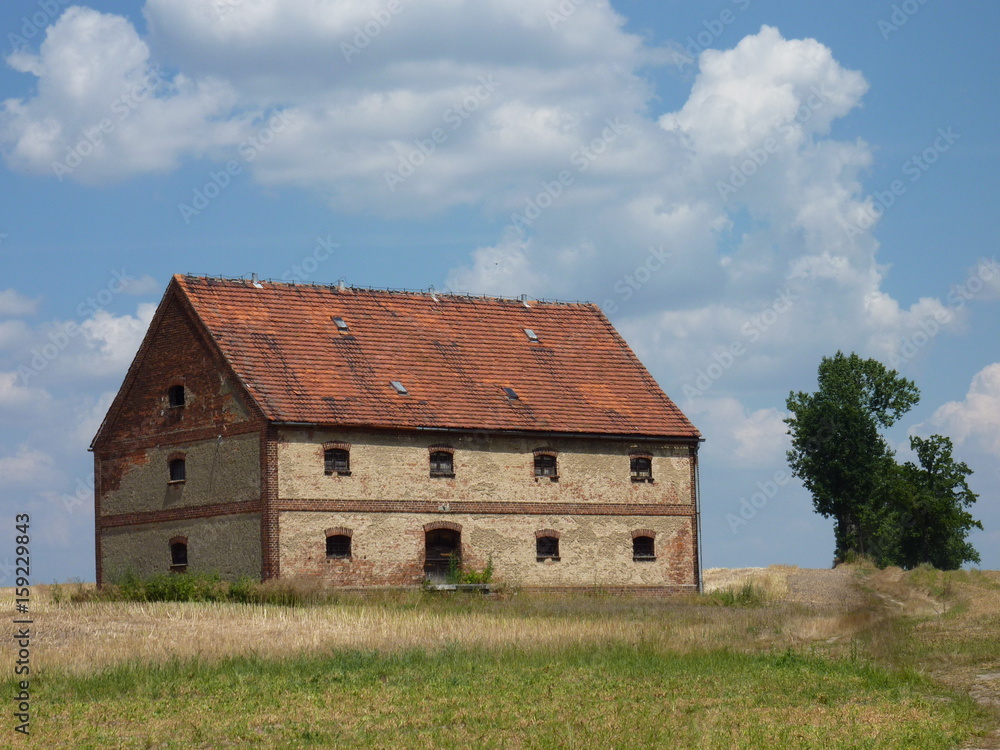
top-left (534, 452), bottom-right (558, 480)
top-left (332, 316), bottom-right (349, 331)
top-left (630, 456), bottom-right (653, 483)
top-left (429, 451), bottom-right (454, 478)
top-left (324, 448), bottom-right (350, 476)
top-left (390, 381), bottom-right (408, 395)
top-left (168, 385), bottom-right (185, 408)
top-left (502, 386), bottom-right (519, 400)
top-left (524, 328), bottom-right (540, 342)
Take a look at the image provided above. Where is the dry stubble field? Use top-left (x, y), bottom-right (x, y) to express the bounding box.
top-left (2, 564), bottom-right (999, 748)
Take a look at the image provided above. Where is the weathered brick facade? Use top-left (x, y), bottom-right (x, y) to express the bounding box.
top-left (92, 276), bottom-right (703, 593)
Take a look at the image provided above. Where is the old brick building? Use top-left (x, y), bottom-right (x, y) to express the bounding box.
top-left (91, 274), bottom-right (703, 593)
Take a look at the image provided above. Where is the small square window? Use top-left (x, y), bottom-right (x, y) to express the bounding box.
top-left (430, 451), bottom-right (454, 477)
top-left (324, 449), bottom-right (350, 476)
top-left (630, 456), bottom-right (653, 483)
top-left (326, 534), bottom-right (351, 559)
top-left (536, 536), bottom-right (560, 561)
top-left (633, 536), bottom-right (655, 561)
top-left (534, 454), bottom-right (557, 479)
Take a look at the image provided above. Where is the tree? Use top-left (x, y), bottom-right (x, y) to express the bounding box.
top-left (786, 352), bottom-right (982, 569)
top-left (871, 436), bottom-right (982, 570)
top-left (785, 352), bottom-right (919, 561)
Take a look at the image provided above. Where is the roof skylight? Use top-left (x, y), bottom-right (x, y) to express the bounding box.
top-left (524, 328), bottom-right (539, 342)
top-left (390, 380), bottom-right (408, 395)
top-left (503, 387), bottom-right (519, 400)
top-left (332, 316), bottom-right (349, 331)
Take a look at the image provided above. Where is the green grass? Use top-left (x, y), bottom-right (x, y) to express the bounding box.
top-left (17, 645), bottom-right (985, 749)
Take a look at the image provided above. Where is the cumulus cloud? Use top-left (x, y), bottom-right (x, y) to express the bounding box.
top-left (925, 363), bottom-right (1000, 456)
top-left (1, 6), bottom-right (248, 184)
top-left (683, 397), bottom-right (789, 468)
top-left (0, 7), bottom-right (977, 408)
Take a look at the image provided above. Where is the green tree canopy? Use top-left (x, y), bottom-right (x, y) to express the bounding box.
top-left (785, 352), bottom-right (919, 561)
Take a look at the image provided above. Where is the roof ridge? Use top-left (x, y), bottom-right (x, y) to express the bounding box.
top-left (177, 273), bottom-right (595, 307)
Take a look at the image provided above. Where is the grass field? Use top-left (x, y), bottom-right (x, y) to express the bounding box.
top-left (4, 565), bottom-right (999, 748)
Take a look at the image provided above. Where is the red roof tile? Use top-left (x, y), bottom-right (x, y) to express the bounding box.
top-left (173, 275), bottom-right (699, 439)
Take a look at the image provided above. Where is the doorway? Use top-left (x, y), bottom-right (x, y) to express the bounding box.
top-left (424, 527), bottom-right (461, 582)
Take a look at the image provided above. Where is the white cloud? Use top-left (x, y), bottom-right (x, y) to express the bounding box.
top-left (0, 445), bottom-right (56, 485)
top-left (925, 363), bottom-right (1000, 456)
top-left (0, 289), bottom-right (40, 317)
top-left (684, 397), bottom-right (789, 468)
top-left (1, 6), bottom-right (248, 184)
top-left (76, 303), bottom-right (156, 376)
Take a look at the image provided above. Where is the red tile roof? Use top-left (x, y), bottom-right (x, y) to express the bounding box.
top-left (173, 275), bottom-right (699, 439)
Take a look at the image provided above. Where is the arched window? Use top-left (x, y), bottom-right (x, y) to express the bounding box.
top-left (429, 451), bottom-right (454, 477)
top-left (630, 455), bottom-right (653, 482)
top-left (170, 537), bottom-right (188, 571)
top-left (324, 448), bottom-right (350, 476)
top-left (536, 531), bottom-right (560, 562)
top-left (633, 535), bottom-right (656, 561)
top-left (168, 457), bottom-right (186, 483)
top-left (168, 384), bottom-right (185, 408)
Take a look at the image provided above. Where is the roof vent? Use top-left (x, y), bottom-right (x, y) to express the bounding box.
top-left (332, 316), bottom-right (349, 331)
top-left (251, 273), bottom-right (263, 289)
top-left (337, 278), bottom-right (346, 292)
top-left (520, 294), bottom-right (531, 308)
top-left (502, 386), bottom-right (519, 400)
top-left (524, 328), bottom-right (539, 343)
top-left (390, 380), bottom-right (408, 395)
top-left (429, 285), bottom-right (439, 303)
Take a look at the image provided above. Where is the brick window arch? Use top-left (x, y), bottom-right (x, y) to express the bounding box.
top-left (423, 520), bottom-right (462, 534)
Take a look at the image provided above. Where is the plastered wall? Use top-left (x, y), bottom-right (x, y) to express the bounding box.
top-left (99, 432), bottom-right (261, 516)
top-left (278, 429), bottom-right (694, 506)
top-left (279, 511), bottom-right (695, 588)
top-left (101, 513), bottom-right (262, 581)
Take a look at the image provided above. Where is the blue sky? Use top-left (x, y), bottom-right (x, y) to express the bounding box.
top-left (1, 0), bottom-right (997, 584)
